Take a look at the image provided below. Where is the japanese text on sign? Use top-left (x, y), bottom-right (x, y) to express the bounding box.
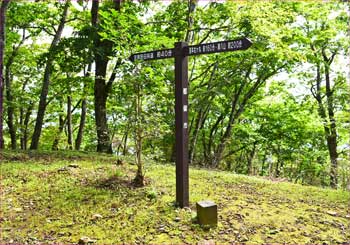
top-left (187, 40), bottom-right (245, 55)
top-left (130, 49), bottom-right (174, 61)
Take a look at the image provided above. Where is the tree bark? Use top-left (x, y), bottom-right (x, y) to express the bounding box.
top-left (133, 82), bottom-right (144, 186)
top-left (30, 1), bottom-right (70, 150)
top-left (52, 99), bottom-right (81, 150)
top-left (67, 95), bottom-right (73, 150)
top-left (91, 0), bottom-right (121, 153)
top-left (311, 50), bottom-right (339, 188)
top-left (0, 0), bottom-right (10, 149)
top-left (323, 53), bottom-right (338, 188)
top-left (5, 60), bottom-right (16, 149)
top-left (52, 112), bottom-right (64, 151)
top-left (189, 106), bottom-right (207, 163)
top-left (75, 64), bottom-right (91, 150)
top-left (20, 102), bottom-right (33, 150)
top-left (184, 0), bottom-right (197, 43)
top-left (247, 143), bottom-right (256, 175)
top-left (4, 30), bottom-right (29, 150)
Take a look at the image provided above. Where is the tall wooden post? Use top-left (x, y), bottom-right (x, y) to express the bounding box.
top-left (130, 37), bottom-right (252, 207)
top-left (174, 42), bottom-right (189, 208)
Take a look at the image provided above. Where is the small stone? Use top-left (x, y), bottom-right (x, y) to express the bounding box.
top-left (174, 217), bottom-right (181, 222)
top-left (58, 167), bottom-right (68, 172)
top-left (92, 214), bottom-right (103, 220)
top-left (78, 236), bottom-right (96, 244)
top-left (269, 229), bottom-right (279, 234)
top-left (345, 214), bottom-right (350, 219)
top-left (326, 211), bottom-right (337, 216)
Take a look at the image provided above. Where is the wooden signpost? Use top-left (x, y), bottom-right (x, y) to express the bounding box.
top-left (130, 37), bottom-right (252, 208)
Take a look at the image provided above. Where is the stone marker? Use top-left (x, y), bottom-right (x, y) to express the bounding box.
top-left (196, 200), bottom-right (217, 226)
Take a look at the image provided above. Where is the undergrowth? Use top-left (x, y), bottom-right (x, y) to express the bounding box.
top-left (1, 151), bottom-right (349, 244)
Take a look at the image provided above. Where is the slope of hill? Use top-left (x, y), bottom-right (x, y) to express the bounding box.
top-left (1, 151), bottom-right (349, 244)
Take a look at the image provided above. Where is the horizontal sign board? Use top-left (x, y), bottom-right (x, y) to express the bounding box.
top-left (130, 48), bottom-right (174, 61)
top-left (184, 38), bottom-right (252, 56)
top-left (129, 37), bottom-right (252, 62)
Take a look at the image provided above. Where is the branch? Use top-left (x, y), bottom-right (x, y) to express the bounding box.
top-left (310, 83), bottom-right (317, 99)
top-left (223, 140), bottom-right (260, 159)
top-left (190, 61), bottom-right (217, 82)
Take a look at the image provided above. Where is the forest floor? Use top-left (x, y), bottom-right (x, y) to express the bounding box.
top-left (1, 150), bottom-right (349, 244)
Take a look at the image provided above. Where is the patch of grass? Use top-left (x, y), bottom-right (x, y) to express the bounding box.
top-left (1, 151), bottom-right (349, 244)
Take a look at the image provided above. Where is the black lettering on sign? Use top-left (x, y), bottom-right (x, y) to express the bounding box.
top-left (188, 46), bottom-right (202, 55)
top-left (130, 48), bottom-right (174, 61)
top-left (129, 38), bottom-right (252, 62)
top-left (228, 40), bottom-right (243, 50)
top-left (184, 37), bottom-right (252, 56)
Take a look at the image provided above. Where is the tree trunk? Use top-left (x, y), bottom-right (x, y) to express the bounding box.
top-left (247, 143), bottom-right (256, 175)
top-left (30, 1), bottom-right (70, 150)
top-left (260, 152), bottom-right (267, 176)
top-left (20, 102), bottom-right (33, 150)
top-left (184, 0), bottom-right (197, 43)
top-left (20, 107), bottom-right (24, 149)
top-left (5, 61), bottom-right (16, 149)
top-left (52, 111), bottom-right (64, 151)
top-left (91, 1), bottom-right (121, 154)
top-left (52, 99), bottom-right (81, 150)
top-left (122, 127), bottom-right (129, 156)
top-left (67, 95), bottom-right (73, 150)
top-left (133, 83), bottom-right (144, 187)
top-left (189, 105), bottom-right (209, 163)
top-left (323, 57), bottom-right (338, 188)
top-left (0, 0), bottom-right (10, 149)
top-left (311, 52), bottom-right (339, 188)
top-left (75, 64), bottom-right (91, 151)
top-left (3, 29), bottom-right (28, 150)
top-left (74, 97), bottom-right (86, 150)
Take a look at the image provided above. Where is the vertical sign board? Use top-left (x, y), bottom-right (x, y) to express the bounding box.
top-left (130, 37), bottom-right (252, 208)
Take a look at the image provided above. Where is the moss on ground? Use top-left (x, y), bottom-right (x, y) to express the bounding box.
top-left (1, 151), bottom-right (349, 244)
